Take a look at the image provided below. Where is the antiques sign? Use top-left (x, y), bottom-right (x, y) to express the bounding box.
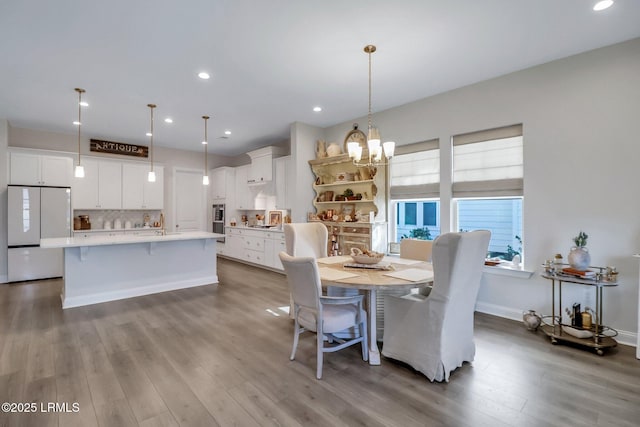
top-left (90, 139), bottom-right (148, 157)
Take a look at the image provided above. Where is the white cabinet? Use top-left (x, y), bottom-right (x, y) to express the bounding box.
top-left (248, 154), bottom-right (272, 183)
top-left (274, 156), bottom-right (292, 210)
top-left (122, 164), bottom-right (164, 209)
top-left (223, 227), bottom-right (284, 271)
top-left (211, 167), bottom-right (235, 200)
top-left (234, 165), bottom-right (252, 210)
top-left (10, 152), bottom-right (72, 186)
top-left (73, 158), bottom-right (122, 209)
top-left (225, 233), bottom-right (243, 259)
top-left (264, 231), bottom-right (286, 270)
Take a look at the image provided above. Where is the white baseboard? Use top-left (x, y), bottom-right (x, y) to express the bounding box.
top-left (475, 301), bottom-right (637, 348)
top-left (62, 275), bottom-right (219, 309)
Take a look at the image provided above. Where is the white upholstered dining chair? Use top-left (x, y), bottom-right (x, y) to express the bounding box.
top-left (382, 230), bottom-right (491, 382)
top-left (283, 223), bottom-right (328, 317)
top-left (400, 238), bottom-right (433, 262)
top-left (283, 223), bottom-right (328, 258)
top-left (279, 252), bottom-right (368, 379)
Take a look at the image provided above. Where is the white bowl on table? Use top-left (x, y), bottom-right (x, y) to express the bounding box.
top-left (351, 253), bottom-right (384, 264)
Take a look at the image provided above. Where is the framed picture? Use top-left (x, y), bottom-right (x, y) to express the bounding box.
top-left (341, 203), bottom-right (355, 217)
top-left (269, 211), bottom-right (282, 226)
top-left (307, 212), bottom-right (320, 222)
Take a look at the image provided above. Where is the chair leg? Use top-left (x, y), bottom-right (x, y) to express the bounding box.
top-left (360, 311), bottom-right (369, 361)
top-left (290, 317), bottom-right (300, 361)
top-left (316, 330), bottom-right (324, 379)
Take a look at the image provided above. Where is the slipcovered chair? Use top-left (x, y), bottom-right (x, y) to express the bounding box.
top-left (382, 230), bottom-right (491, 382)
top-left (400, 238), bottom-right (433, 262)
top-left (283, 223), bottom-right (328, 317)
top-left (283, 223), bottom-right (328, 258)
top-left (279, 252), bottom-right (368, 379)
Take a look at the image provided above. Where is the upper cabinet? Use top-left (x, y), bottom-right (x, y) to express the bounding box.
top-left (122, 163), bottom-right (164, 210)
top-left (210, 167), bottom-right (235, 200)
top-left (246, 146), bottom-right (286, 184)
top-left (9, 152), bottom-right (73, 187)
top-left (233, 165), bottom-right (251, 210)
top-left (274, 155), bottom-right (292, 210)
top-left (73, 158), bottom-right (122, 209)
top-left (248, 154), bottom-right (272, 183)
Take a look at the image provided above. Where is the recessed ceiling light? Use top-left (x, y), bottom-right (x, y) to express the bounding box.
top-left (146, 132), bottom-right (152, 137)
top-left (313, 106), bottom-right (322, 112)
top-left (198, 72), bottom-right (210, 79)
top-left (79, 101), bottom-right (89, 107)
top-left (224, 130), bottom-right (232, 135)
top-left (593, 0), bottom-right (613, 11)
top-left (73, 121), bottom-right (81, 126)
top-left (164, 118), bottom-right (173, 124)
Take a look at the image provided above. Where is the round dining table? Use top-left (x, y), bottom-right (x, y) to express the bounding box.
top-left (317, 255), bottom-right (434, 365)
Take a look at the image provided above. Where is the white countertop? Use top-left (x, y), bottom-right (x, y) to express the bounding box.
top-left (225, 225), bottom-right (284, 233)
top-left (41, 231), bottom-right (224, 248)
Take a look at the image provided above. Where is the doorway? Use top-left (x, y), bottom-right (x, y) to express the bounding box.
top-left (174, 168), bottom-right (207, 232)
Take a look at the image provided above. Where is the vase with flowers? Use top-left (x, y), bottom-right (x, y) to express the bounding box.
top-left (568, 231), bottom-right (591, 271)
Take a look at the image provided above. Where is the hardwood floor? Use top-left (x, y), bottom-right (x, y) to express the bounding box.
top-left (1, 257), bottom-right (639, 427)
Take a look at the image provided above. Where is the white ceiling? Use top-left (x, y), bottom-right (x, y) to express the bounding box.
top-left (1, 0), bottom-right (639, 157)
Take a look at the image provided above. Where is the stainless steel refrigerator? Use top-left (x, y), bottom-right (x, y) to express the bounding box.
top-left (7, 185), bottom-right (71, 282)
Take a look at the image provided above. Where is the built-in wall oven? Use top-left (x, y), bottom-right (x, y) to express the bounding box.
top-left (213, 204), bottom-right (225, 241)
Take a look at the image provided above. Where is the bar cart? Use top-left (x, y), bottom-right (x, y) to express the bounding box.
top-left (540, 266), bottom-right (618, 355)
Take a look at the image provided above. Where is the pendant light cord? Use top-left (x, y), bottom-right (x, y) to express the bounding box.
top-left (148, 104), bottom-right (156, 172)
top-left (203, 115), bottom-right (209, 173)
top-left (75, 88), bottom-right (85, 166)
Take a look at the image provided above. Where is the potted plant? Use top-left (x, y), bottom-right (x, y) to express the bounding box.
top-left (568, 230), bottom-right (591, 271)
top-left (344, 188), bottom-right (357, 200)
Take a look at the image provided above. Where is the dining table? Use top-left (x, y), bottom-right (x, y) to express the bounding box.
top-left (317, 255), bottom-right (434, 365)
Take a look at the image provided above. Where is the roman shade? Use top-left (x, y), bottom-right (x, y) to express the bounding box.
top-left (452, 124), bottom-right (523, 197)
top-left (390, 139), bottom-right (440, 199)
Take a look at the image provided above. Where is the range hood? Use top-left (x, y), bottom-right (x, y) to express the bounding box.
top-left (247, 146), bottom-right (286, 185)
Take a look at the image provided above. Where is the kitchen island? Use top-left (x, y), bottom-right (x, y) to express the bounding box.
top-left (41, 231), bottom-right (223, 308)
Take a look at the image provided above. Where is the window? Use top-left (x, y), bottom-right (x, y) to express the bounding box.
top-left (389, 140), bottom-right (440, 244)
top-left (423, 202), bottom-right (437, 226)
top-left (457, 198), bottom-right (522, 260)
top-left (453, 124), bottom-right (524, 261)
top-left (394, 200), bottom-right (440, 242)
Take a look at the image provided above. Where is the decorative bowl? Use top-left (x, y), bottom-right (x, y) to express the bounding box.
top-left (351, 253), bottom-right (384, 264)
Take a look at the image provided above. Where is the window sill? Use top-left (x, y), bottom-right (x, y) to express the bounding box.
top-left (483, 263), bottom-right (534, 279)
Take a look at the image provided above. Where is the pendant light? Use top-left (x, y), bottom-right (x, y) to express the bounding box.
top-left (74, 88), bottom-right (86, 178)
top-left (347, 45), bottom-right (395, 167)
top-left (147, 103), bottom-right (157, 182)
top-left (202, 115), bottom-right (210, 185)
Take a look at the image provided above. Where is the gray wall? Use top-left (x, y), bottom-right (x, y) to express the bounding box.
top-left (0, 120), bottom-right (8, 282)
top-left (294, 38), bottom-right (640, 343)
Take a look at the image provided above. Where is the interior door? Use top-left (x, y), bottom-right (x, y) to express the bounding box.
top-left (174, 169), bottom-right (206, 232)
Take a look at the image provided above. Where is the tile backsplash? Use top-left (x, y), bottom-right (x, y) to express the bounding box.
top-left (74, 210), bottom-right (162, 230)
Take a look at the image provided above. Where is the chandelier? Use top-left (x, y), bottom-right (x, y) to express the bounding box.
top-left (347, 45), bottom-right (395, 167)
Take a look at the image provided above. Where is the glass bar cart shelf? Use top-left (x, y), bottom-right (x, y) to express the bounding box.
top-left (540, 264), bottom-right (618, 356)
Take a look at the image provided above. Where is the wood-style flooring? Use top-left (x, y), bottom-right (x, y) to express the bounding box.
top-left (1, 257), bottom-right (639, 427)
